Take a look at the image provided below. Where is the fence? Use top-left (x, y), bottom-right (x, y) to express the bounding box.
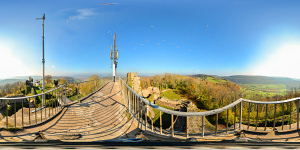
top-left (0, 77), bottom-right (109, 129)
top-left (0, 84), bottom-right (67, 128)
top-left (119, 77), bottom-right (300, 138)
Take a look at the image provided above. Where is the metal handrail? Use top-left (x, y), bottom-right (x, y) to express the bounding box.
top-left (242, 97), bottom-right (300, 104)
top-left (0, 84), bottom-right (66, 100)
top-left (120, 78), bottom-right (242, 116)
top-left (120, 78), bottom-right (299, 115)
top-left (119, 77), bottom-right (300, 138)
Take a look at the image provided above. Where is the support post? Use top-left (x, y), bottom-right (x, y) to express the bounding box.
top-left (273, 104), bottom-right (276, 131)
top-left (265, 104), bottom-right (268, 131)
top-left (171, 114), bottom-right (174, 137)
top-left (202, 116), bottom-right (205, 137)
top-left (248, 102), bottom-right (250, 129)
top-left (297, 100), bottom-right (299, 130)
top-left (282, 103), bottom-right (284, 130)
top-left (239, 102), bottom-right (242, 130)
top-left (215, 113), bottom-right (218, 135)
top-left (186, 116), bottom-right (189, 138)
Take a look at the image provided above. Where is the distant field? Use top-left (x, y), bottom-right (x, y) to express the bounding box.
top-left (240, 84), bottom-right (287, 97)
top-left (161, 89), bottom-right (186, 100)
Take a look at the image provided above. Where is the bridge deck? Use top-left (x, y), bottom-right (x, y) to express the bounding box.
top-left (0, 82), bottom-right (139, 142)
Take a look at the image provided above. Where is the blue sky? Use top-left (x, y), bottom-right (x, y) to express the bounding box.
top-left (1, 0), bottom-right (300, 79)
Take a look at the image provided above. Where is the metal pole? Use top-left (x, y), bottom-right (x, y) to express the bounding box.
top-left (36, 14), bottom-right (46, 107)
top-left (255, 104), bottom-right (258, 131)
top-left (239, 102), bottom-right (242, 130)
top-left (160, 111), bottom-right (162, 134)
top-left (202, 116), bottom-right (205, 137)
top-left (215, 113), bottom-right (218, 135)
top-left (14, 100), bottom-right (16, 127)
top-left (145, 104), bottom-right (147, 130)
top-left (226, 109), bottom-right (228, 133)
top-left (171, 114), bottom-right (174, 137)
top-left (234, 105), bottom-right (236, 130)
top-left (273, 104), bottom-right (276, 131)
top-left (35, 97), bottom-right (37, 124)
top-left (22, 99), bottom-right (24, 127)
top-left (29, 98), bottom-right (31, 125)
top-left (265, 104), bottom-right (268, 131)
top-left (290, 101), bottom-right (292, 129)
top-left (6, 101), bottom-right (8, 128)
top-left (282, 103), bottom-right (284, 130)
top-left (248, 102), bottom-right (250, 129)
top-left (186, 116), bottom-right (189, 138)
top-left (297, 99), bottom-right (299, 130)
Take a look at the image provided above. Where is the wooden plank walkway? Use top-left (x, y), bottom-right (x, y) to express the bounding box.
top-left (0, 82), bottom-right (140, 142)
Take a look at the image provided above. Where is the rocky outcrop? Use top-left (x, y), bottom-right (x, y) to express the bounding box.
top-left (152, 87), bottom-right (160, 100)
top-left (142, 87), bottom-right (153, 98)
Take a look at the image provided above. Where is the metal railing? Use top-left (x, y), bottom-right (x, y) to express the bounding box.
top-left (0, 77), bottom-right (109, 129)
top-left (119, 77), bottom-right (300, 138)
top-left (0, 84), bottom-right (67, 128)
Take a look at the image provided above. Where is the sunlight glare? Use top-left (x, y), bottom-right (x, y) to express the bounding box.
top-left (252, 43), bottom-right (300, 79)
top-left (0, 43), bottom-right (32, 79)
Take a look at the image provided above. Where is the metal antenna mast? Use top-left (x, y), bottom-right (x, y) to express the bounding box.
top-left (36, 13), bottom-right (46, 106)
top-left (110, 33), bottom-right (118, 82)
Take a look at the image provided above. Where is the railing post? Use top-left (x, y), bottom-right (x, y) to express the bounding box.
top-left (29, 98), bottom-right (31, 125)
top-left (297, 99), bottom-right (299, 130)
top-left (290, 101), bottom-right (292, 129)
top-left (255, 104), bottom-right (258, 131)
top-left (52, 91), bottom-right (54, 116)
top-left (226, 109), bottom-right (229, 133)
top-left (45, 93), bottom-right (47, 120)
top-left (77, 83), bottom-right (80, 103)
top-left (35, 96), bottom-right (37, 124)
top-left (234, 105), bottom-right (236, 130)
top-left (273, 104), bottom-right (276, 131)
top-left (215, 113), bottom-right (218, 135)
top-left (265, 104), bottom-right (268, 131)
top-left (248, 102), bottom-right (250, 129)
top-left (41, 96), bottom-right (43, 122)
top-left (239, 102), bottom-right (242, 130)
top-left (202, 116), bottom-right (205, 137)
top-left (145, 104), bottom-right (147, 131)
top-left (160, 111), bottom-right (162, 134)
top-left (14, 100), bottom-right (16, 127)
top-left (171, 114), bottom-right (174, 137)
top-left (282, 103), bottom-right (285, 130)
top-left (6, 101), bottom-right (8, 128)
top-left (186, 116), bottom-right (189, 138)
top-left (22, 98), bottom-right (24, 127)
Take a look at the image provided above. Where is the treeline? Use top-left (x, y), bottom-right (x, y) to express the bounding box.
top-left (0, 81), bottom-right (25, 97)
top-left (140, 74), bottom-right (242, 109)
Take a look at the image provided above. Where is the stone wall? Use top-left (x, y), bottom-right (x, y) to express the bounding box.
top-left (126, 72), bottom-right (142, 95)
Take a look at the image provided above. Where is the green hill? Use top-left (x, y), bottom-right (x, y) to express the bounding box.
top-left (223, 75), bottom-right (300, 90)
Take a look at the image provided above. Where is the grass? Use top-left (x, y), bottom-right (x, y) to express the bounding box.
top-left (241, 84), bottom-right (287, 99)
top-left (161, 89), bottom-right (185, 100)
top-left (206, 76), bottom-right (227, 84)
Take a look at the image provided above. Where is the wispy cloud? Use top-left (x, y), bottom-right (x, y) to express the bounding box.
top-left (51, 65), bottom-right (56, 68)
top-left (71, 9), bottom-right (97, 20)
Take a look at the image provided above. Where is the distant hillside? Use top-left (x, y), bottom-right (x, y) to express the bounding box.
top-left (190, 74), bottom-right (229, 84)
top-left (223, 75), bottom-right (300, 90)
top-left (0, 79), bottom-right (24, 86)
